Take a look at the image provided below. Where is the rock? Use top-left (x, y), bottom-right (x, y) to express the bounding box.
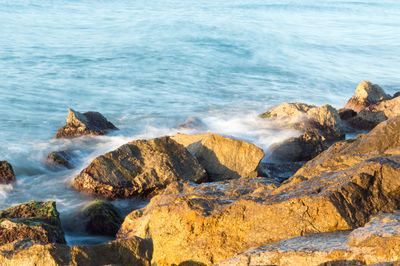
top-left (394, 91), bottom-right (400, 98)
top-left (344, 81), bottom-right (391, 113)
top-left (338, 108), bottom-right (357, 120)
top-left (64, 200), bottom-right (123, 236)
top-left (117, 117), bottom-right (400, 265)
top-left (44, 151), bottom-right (73, 170)
top-left (178, 116), bottom-right (206, 130)
top-left (261, 103), bottom-right (345, 140)
top-left (171, 133), bottom-right (265, 181)
top-left (268, 131), bottom-right (327, 162)
top-left (55, 109), bottom-right (118, 138)
top-left (0, 161), bottom-right (15, 184)
top-left (73, 136), bottom-right (207, 199)
top-left (257, 161), bottom-right (305, 182)
top-left (0, 237), bottom-right (152, 266)
top-left (347, 96), bottom-right (400, 130)
top-left (219, 213), bottom-right (400, 265)
top-left (0, 201), bottom-right (65, 245)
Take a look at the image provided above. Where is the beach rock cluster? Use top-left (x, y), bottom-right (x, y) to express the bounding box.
top-left (0, 161), bottom-right (15, 183)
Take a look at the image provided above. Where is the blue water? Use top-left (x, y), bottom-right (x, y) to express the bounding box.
top-left (0, 0), bottom-right (399, 244)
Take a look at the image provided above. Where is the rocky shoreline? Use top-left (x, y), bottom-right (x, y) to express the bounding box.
top-left (1, 80), bottom-right (400, 265)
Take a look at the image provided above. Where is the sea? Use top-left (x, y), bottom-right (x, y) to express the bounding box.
top-left (0, 0), bottom-right (399, 245)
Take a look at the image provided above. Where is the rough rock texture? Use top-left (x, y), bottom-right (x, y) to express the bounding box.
top-left (0, 161), bottom-right (15, 183)
top-left (171, 133), bottom-right (264, 181)
top-left (117, 117), bottom-right (400, 265)
top-left (347, 96), bottom-right (400, 130)
top-left (261, 103), bottom-right (345, 140)
top-left (257, 161), bottom-right (305, 182)
top-left (268, 131), bottom-right (327, 162)
top-left (0, 201), bottom-right (65, 245)
top-left (55, 109), bottom-right (118, 138)
top-left (73, 136), bottom-right (207, 199)
top-left (219, 212), bottom-right (400, 266)
top-left (344, 81), bottom-right (391, 113)
top-left (64, 200), bottom-right (123, 236)
top-left (45, 151), bottom-right (73, 170)
top-left (338, 108), bottom-right (357, 120)
top-left (0, 237), bottom-right (152, 266)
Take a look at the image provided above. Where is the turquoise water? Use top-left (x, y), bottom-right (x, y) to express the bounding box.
top-left (0, 0), bottom-right (399, 244)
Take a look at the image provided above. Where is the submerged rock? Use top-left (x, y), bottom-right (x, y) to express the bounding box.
top-left (0, 201), bottom-right (65, 245)
top-left (261, 103), bottom-right (345, 140)
top-left (55, 109), bottom-right (118, 138)
top-left (44, 151), bottom-right (73, 170)
top-left (0, 237), bottom-right (152, 266)
top-left (0, 161), bottom-right (15, 183)
top-left (219, 212), bottom-right (400, 265)
top-left (64, 200), bottom-right (123, 236)
top-left (344, 80), bottom-right (391, 113)
top-left (73, 136), bottom-right (207, 199)
top-left (171, 133), bottom-right (264, 181)
top-left (178, 116), bottom-right (207, 130)
top-left (117, 117), bottom-right (400, 265)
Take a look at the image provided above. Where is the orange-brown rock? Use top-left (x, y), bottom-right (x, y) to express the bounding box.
top-left (55, 109), bottom-right (118, 138)
top-left (73, 136), bottom-right (207, 199)
top-left (344, 80), bottom-right (390, 113)
top-left (117, 117), bottom-right (400, 265)
top-left (219, 212), bottom-right (400, 265)
top-left (171, 133), bottom-right (264, 181)
top-left (0, 161), bottom-right (15, 183)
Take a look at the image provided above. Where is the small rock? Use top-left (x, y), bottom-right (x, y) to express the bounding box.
top-left (338, 108), bottom-right (357, 120)
top-left (393, 91), bottom-right (400, 98)
top-left (257, 161), bottom-right (305, 182)
top-left (344, 80), bottom-right (391, 113)
top-left (73, 136), bottom-right (207, 199)
top-left (55, 109), bottom-right (118, 138)
top-left (45, 151), bottom-right (72, 170)
top-left (65, 200), bottom-right (123, 236)
top-left (0, 201), bottom-right (66, 245)
top-left (0, 161), bottom-right (15, 184)
top-left (178, 116), bottom-right (206, 130)
top-left (171, 133), bottom-right (265, 181)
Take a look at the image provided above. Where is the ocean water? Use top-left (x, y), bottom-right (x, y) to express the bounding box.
top-left (0, 0), bottom-right (399, 244)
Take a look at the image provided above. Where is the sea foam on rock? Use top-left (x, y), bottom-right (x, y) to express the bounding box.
top-left (73, 136), bottom-right (207, 199)
top-left (55, 109), bottom-right (118, 138)
top-left (117, 116), bottom-right (400, 265)
top-left (171, 133), bottom-right (265, 181)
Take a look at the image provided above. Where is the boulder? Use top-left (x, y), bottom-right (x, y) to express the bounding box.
top-left (338, 108), bottom-right (357, 120)
top-left (347, 96), bottom-right (400, 130)
top-left (0, 201), bottom-right (65, 245)
top-left (73, 136), bottom-right (207, 199)
top-left (344, 80), bottom-right (391, 113)
top-left (0, 161), bottom-right (15, 183)
top-left (0, 237), bottom-right (153, 266)
top-left (268, 131), bottom-right (327, 162)
top-left (117, 117), bottom-right (400, 265)
top-left (55, 109), bottom-right (118, 138)
top-left (44, 151), bottom-right (73, 170)
top-left (218, 212), bottom-right (400, 265)
top-left (261, 103), bottom-right (345, 140)
top-left (64, 200), bottom-right (123, 236)
top-left (171, 133), bottom-right (264, 181)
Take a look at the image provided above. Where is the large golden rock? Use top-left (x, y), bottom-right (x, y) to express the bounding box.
top-left (219, 212), bottom-right (400, 265)
top-left (171, 133), bottom-right (264, 181)
top-left (117, 117), bottom-right (400, 265)
top-left (73, 136), bottom-right (207, 199)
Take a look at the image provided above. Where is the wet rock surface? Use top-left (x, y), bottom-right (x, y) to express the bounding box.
top-left (171, 133), bottom-right (264, 181)
top-left (219, 212), bottom-right (400, 266)
top-left (0, 201), bottom-right (65, 245)
top-left (0, 237), bottom-right (152, 266)
top-left (0, 161), bottom-right (15, 183)
top-left (73, 136), bottom-right (207, 199)
top-left (44, 151), bottom-right (73, 170)
top-left (55, 109), bottom-right (118, 138)
top-left (117, 116), bottom-right (400, 265)
top-left (64, 200), bottom-right (123, 236)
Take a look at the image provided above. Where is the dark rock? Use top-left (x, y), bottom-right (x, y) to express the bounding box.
top-left (73, 136), bottom-right (207, 199)
top-left (178, 116), bottom-right (206, 130)
top-left (257, 161), bottom-right (305, 182)
top-left (0, 201), bottom-right (66, 245)
top-left (65, 200), bottom-right (123, 236)
top-left (55, 109), bottom-right (118, 138)
top-left (0, 161), bottom-right (15, 184)
top-left (44, 151), bottom-right (72, 170)
top-left (268, 131), bottom-right (327, 162)
top-left (338, 108), bottom-right (357, 120)
top-left (393, 91), bottom-right (400, 98)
